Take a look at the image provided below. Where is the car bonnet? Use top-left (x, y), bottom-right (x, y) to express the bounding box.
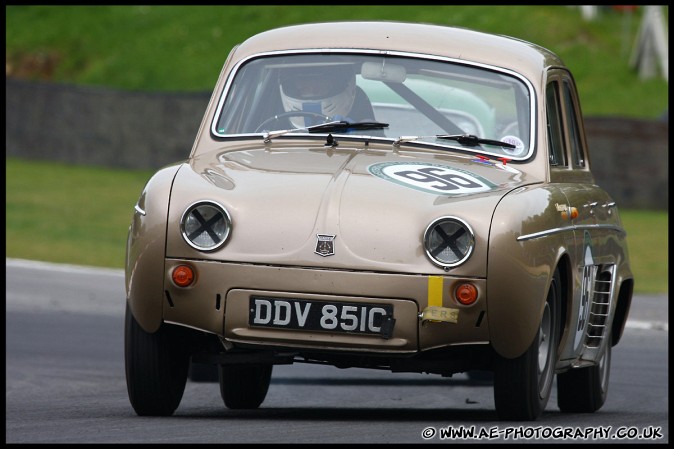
top-left (166, 141), bottom-right (539, 275)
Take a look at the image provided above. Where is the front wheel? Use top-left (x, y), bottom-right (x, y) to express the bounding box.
top-left (557, 332), bottom-right (612, 413)
top-left (124, 304), bottom-right (190, 416)
top-left (493, 268), bottom-right (562, 421)
top-left (219, 363), bottom-right (273, 409)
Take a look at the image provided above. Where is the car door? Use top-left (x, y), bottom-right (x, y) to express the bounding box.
top-left (547, 71), bottom-right (620, 363)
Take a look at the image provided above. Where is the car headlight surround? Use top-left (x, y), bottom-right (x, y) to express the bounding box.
top-left (180, 200), bottom-right (232, 252)
top-left (423, 216), bottom-right (475, 268)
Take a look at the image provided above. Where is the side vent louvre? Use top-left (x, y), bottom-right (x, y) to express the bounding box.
top-left (584, 267), bottom-right (613, 348)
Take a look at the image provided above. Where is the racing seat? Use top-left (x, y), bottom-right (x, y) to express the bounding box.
top-left (348, 86), bottom-right (385, 137)
top-left (349, 86), bottom-right (376, 122)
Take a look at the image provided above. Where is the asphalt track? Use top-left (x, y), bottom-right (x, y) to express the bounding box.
top-left (5, 258), bottom-right (669, 443)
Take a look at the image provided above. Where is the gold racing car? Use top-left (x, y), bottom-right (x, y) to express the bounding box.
top-left (124, 21), bottom-right (634, 421)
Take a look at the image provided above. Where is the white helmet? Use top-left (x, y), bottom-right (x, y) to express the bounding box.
top-left (279, 64), bottom-right (356, 128)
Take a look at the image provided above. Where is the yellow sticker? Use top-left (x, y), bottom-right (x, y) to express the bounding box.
top-left (427, 276), bottom-right (443, 307)
top-left (420, 306), bottom-right (459, 324)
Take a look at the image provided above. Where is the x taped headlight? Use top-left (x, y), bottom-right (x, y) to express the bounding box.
top-left (180, 201), bottom-right (232, 251)
top-left (423, 216), bottom-right (475, 268)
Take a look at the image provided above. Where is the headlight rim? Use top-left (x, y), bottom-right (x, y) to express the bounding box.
top-left (180, 200), bottom-right (232, 252)
top-left (423, 216), bottom-right (475, 269)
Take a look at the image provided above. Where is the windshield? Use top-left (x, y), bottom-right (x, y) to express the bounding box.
top-left (212, 51), bottom-right (534, 159)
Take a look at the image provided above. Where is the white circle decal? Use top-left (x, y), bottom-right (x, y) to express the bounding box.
top-left (368, 162), bottom-right (496, 195)
top-left (500, 135), bottom-right (526, 156)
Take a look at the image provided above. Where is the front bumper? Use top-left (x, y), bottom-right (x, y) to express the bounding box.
top-left (163, 259), bottom-right (489, 354)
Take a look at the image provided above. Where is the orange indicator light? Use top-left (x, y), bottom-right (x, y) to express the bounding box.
top-left (455, 283), bottom-right (478, 305)
top-left (561, 206), bottom-right (579, 220)
top-left (172, 265), bottom-right (195, 287)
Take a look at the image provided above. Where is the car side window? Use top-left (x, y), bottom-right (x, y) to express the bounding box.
top-left (545, 81), bottom-right (567, 167)
top-left (562, 79), bottom-right (586, 168)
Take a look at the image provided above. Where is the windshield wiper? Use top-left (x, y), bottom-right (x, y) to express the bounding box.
top-left (436, 134), bottom-right (516, 149)
top-left (307, 120), bottom-right (389, 133)
top-left (263, 120), bottom-right (388, 142)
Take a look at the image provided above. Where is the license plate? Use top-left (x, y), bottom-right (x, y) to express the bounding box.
top-left (248, 296), bottom-right (395, 338)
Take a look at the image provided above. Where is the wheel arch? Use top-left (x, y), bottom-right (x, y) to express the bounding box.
top-left (125, 163), bottom-right (183, 333)
top-left (487, 185), bottom-right (573, 360)
top-left (611, 278), bottom-right (634, 346)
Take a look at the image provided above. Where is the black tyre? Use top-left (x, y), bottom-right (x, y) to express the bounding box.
top-left (124, 304), bottom-right (190, 416)
top-left (493, 268), bottom-right (562, 421)
top-left (219, 363), bottom-right (273, 409)
top-left (557, 332), bottom-right (612, 413)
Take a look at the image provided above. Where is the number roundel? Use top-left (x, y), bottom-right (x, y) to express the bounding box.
top-left (368, 161), bottom-right (496, 195)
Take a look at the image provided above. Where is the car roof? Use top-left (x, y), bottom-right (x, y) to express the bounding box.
top-left (229, 21), bottom-right (566, 78)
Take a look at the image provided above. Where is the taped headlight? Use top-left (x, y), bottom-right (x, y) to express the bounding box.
top-left (181, 201), bottom-right (231, 251)
top-left (423, 217), bottom-right (474, 268)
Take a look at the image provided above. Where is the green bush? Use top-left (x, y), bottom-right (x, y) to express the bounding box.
top-left (5, 5), bottom-right (669, 118)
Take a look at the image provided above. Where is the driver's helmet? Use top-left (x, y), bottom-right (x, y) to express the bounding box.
top-left (279, 63), bottom-right (356, 127)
